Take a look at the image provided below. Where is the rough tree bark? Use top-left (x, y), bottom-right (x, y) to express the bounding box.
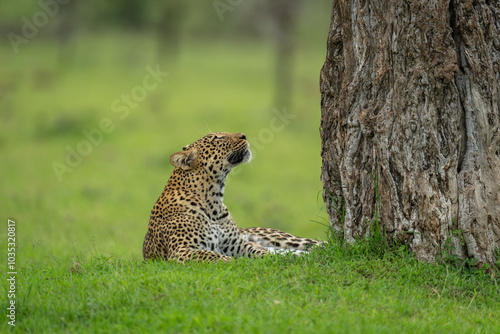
top-left (320, 0), bottom-right (500, 266)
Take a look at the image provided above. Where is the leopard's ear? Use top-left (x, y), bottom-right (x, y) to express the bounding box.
top-left (170, 148), bottom-right (198, 170)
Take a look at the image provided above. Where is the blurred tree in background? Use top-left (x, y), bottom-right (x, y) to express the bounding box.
top-left (1, 0), bottom-right (331, 107)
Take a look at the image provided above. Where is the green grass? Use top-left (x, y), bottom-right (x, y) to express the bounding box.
top-left (3, 243), bottom-right (499, 333)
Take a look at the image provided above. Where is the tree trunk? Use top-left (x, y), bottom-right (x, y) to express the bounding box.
top-left (55, 0), bottom-right (78, 64)
top-left (270, 0), bottom-right (301, 108)
top-left (320, 0), bottom-right (500, 266)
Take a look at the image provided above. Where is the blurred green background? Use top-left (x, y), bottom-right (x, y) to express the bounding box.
top-left (1, 0), bottom-right (332, 263)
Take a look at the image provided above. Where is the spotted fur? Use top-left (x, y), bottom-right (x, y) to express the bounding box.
top-left (142, 132), bottom-right (322, 262)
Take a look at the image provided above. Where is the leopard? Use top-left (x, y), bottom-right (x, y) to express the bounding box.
top-left (142, 132), bottom-right (322, 262)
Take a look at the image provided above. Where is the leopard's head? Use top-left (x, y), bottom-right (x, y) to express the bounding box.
top-left (169, 132), bottom-right (251, 175)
